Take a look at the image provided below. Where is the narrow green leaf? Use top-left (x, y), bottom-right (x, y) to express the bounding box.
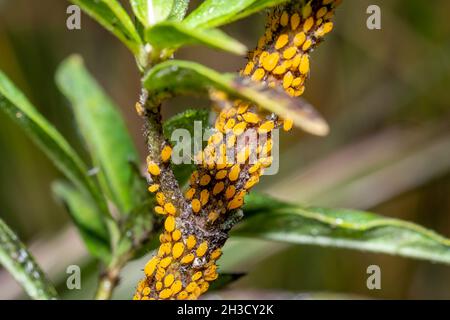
top-left (56, 55), bottom-right (146, 215)
top-left (168, 0), bottom-right (190, 21)
top-left (70, 0), bottom-right (141, 53)
top-left (143, 60), bottom-right (328, 136)
top-left (163, 109), bottom-right (210, 186)
top-left (130, 0), bottom-right (175, 27)
top-left (184, 0), bottom-right (288, 28)
top-left (0, 70), bottom-right (108, 217)
top-left (234, 193), bottom-right (450, 265)
top-left (0, 218), bottom-right (58, 300)
top-left (52, 182), bottom-right (111, 262)
top-left (145, 21), bottom-right (247, 55)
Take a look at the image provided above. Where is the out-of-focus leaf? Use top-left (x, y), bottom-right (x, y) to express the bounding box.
top-left (184, 0), bottom-right (288, 28)
top-left (209, 273), bottom-right (246, 292)
top-left (0, 218), bottom-right (58, 300)
top-left (56, 55), bottom-right (146, 215)
top-left (168, 0), bottom-right (190, 21)
top-left (52, 182), bottom-right (111, 262)
top-left (0, 70), bottom-right (108, 216)
top-left (163, 109), bottom-right (210, 186)
top-left (145, 21), bottom-right (247, 55)
top-left (143, 60), bottom-right (328, 136)
top-left (234, 193), bottom-right (450, 265)
top-left (130, 0), bottom-right (175, 27)
top-left (70, 0), bottom-right (141, 53)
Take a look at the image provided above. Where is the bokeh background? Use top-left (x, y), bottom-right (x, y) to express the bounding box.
top-left (1, 0), bottom-right (450, 299)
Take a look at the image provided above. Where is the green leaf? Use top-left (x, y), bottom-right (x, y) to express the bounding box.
top-left (234, 193), bottom-right (450, 265)
top-left (163, 109), bottom-right (210, 186)
top-left (0, 218), bottom-right (58, 300)
top-left (56, 55), bottom-right (146, 215)
top-left (168, 0), bottom-right (190, 21)
top-left (145, 21), bottom-right (247, 55)
top-left (131, 0), bottom-right (174, 27)
top-left (52, 182), bottom-right (111, 262)
top-left (70, 0), bottom-right (141, 53)
top-left (184, 0), bottom-right (288, 28)
top-left (0, 70), bottom-right (108, 217)
top-left (143, 60), bottom-right (329, 136)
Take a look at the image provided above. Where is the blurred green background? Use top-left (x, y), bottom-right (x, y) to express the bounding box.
top-left (1, 0), bottom-right (450, 299)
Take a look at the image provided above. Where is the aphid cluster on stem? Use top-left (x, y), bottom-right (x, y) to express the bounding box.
top-left (134, 0), bottom-right (341, 300)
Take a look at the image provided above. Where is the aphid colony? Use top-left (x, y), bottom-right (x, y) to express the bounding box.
top-left (134, 0), bottom-right (341, 300)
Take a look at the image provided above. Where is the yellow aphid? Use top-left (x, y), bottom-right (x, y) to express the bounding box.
top-left (257, 35), bottom-right (266, 49)
top-left (211, 248), bottom-right (222, 260)
top-left (225, 185), bottom-right (236, 199)
top-left (156, 192), bottom-right (165, 206)
top-left (294, 32), bottom-right (306, 47)
top-left (251, 68), bottom-right (265, 82)
top-left (155, 281), bottom-right (163, 291)
top-left (292, 77), bottom-right (303, 87)
top-left (164, 202), bottom-right (176, 215)
top-left (208, 211), bottom-right (220, 223)
top-left (303, 17), bottom-right (314, 32)
top-left (196, 241), bottom-right (208, 257)
top-left (205, 272), bottom-right (218, 281)
top-left (295, 88), bottom-right (305, 96)
top-left (286, 88), bottom-right (295, 96)
top-left (283, 47), bottom-right (297, 60)
top-left (186, 282), bottom-right (198, 293)
top-left (178, 291), bottom-right (188, 300)
top-left (258, 51), bottom-right (269, 65)
top-left (159, 289), bottom-right (172, 299)
top-left (233, 122), bottom-right (248, 136)
top-left (302, 2), bottom-right (312, 19)
top-left (291, 13), bottom-right (300, 30)
top-left (199, 174), bottom-right (211, 186)
top-left (243, 61), bottom-right (254, 76)
top-left (159, 257), bottom-right (172, 268)
top-left (237, 103), bottom-right (249, 114)
top-left (299, 54), bottom-right (310, 75)
top-left (185, 187), bottom-right (196, 200)
top-left (181, 253), bottom-right (195, 264)
top-left (283, 118), bottom-right (294, 131)
top-left (171, 281), bottom-right (182, 294)
top-left (243, 112), bottom-right (260, 124)
top-left (190, 170), bottom-right (199, 184)
top-left (262, 52), bottom-right (280, 72)
top-left (192, 272), bottom-right (203, 281)
top-left (302, 39), bottom-right (312, 51)
top-left (172, 229), bottom-right (181, 241)
top-left (224, 118), bottom-right (236, 132)
top-left (155, 267), bottom-right (165, 281)
top-left (248, 163), bottom-right (261, 174)
top-left (144, 257), bottom-right (159, 277)
top-left (275, 34), bottom-right (289, 50)
top-left (192, 199), bottom-right (201, 213)
top-left (186, 235), bottom-right (197, 249)
top-left (213, 182), bottom-right (225, 195)
top-left (164, 274), bottom-right (175, 287)
top-left (148, 184), bottom-right (159, 193)
top-left (164, 216), bottom-right (176, 232)
top-left (229, 164), bottom-right (241, 182)
top-left (154, 206), bottom-right (165, 215)
top-left (273, 65), bottom-right (287, 75)
top-left (200, 282), bottom-right (210, 293)
top-left (159, 231), bottom-right (170, 242)
top-left (215, 169), bottom-right (228, 180)
top-left (172, 242), bottom-right (185, 259)
top-left (323, 22), bottom-right (333, 34)
top-left (204, 265), bottom-right (217, 276)
top-left (283, 72), bottom-right (294, 89)
top-left (158, 242), bottom-right (172, 257)
top-left (161, 145), bottom-right (172, 163)
top-left (324, 11), bottom-right (334, 20)
top-left (226, 108), bottom-right (237, 118)
top-left (280, 11), bottom-right (289, 27)
top-left (317, 6), bottom-right (328, 18)
top-left (200, 189), bottom-right (209, 206)
top-left (245, 175), bottom-right (260, 189)
top-left (210, 132), bottom-right (223, 145)
top-left (147, 162), bottom-right (161, 176)
top-left (228, 196), bottom-right (244, 210)
top-left (258, 121), bottom-right (275, 133)
top-left (142, 287), bottom-right (151, 296)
